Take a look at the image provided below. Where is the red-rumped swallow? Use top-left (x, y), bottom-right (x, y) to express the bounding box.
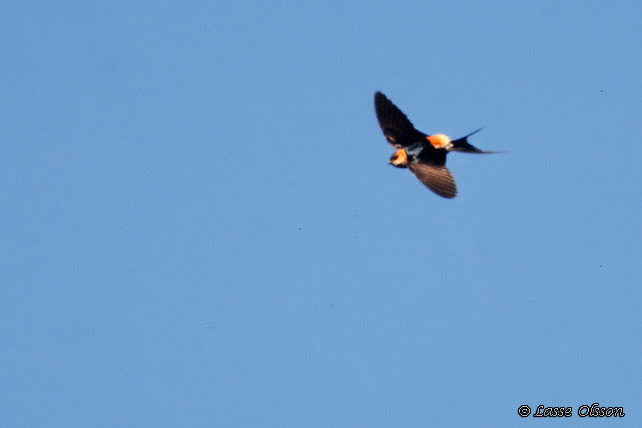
top-left (375, 91), bottom-right (499, 198)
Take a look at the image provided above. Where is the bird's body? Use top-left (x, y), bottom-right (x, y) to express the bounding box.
top-left (374, 91), bottom-right (496, 198)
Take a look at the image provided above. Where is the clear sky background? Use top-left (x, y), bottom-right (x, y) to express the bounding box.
top-left (2, 1), bottom-right (641, 426)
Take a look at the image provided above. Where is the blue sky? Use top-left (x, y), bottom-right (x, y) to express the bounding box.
top-left (2, 0), bottom-right (641, 426)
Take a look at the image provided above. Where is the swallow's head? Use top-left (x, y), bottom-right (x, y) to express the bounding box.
top-left (389, 149), bottom-right (408, 168)
top-left (426, 134), bottom-right (452, 150)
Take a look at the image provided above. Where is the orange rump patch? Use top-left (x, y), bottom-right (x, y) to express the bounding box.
top-left (426, 134), bottom-right (452, 149)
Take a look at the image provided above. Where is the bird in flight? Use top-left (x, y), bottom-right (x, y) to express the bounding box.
top-left (374, 91), bottom-right (498, 198)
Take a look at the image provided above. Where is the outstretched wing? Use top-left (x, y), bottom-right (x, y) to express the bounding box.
top-left (374, 92), bottom-right (426, 148)
top-left (408, 162), bottom-right (457, 198)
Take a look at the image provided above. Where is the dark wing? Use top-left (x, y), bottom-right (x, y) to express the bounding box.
top-left (374, 92), bottom-right (426, 148)
top-left (408, 162), bottom-right (457, 198)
